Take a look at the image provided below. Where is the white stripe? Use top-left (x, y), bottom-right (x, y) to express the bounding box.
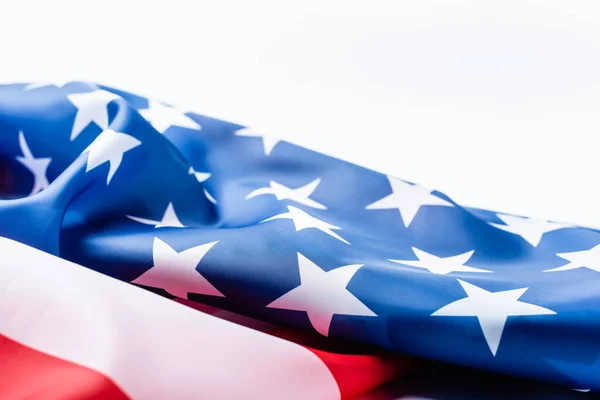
top-left (0, 238), bottom-right (340, 400)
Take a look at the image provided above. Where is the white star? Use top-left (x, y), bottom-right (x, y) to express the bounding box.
top-left (24, 80), bottom-right (72, 90)
top-left (267, 253), bottom-right (376, 336)
top-left (15, 131), bottom-right (51, 196)
top-left (391, 248), bottom-right (491, 275)
top-left (246, 178), bottom-right (326, 209)
top-left (366, 177), bottom-right (453, 227)
top-left (432, 279), bottom-right (556, 356)
top-left (262, 205), bottom-right (349, 244)
top-left (127, 203), bottom-right (186, 228)
top-left (188, 166), bottom-right (211, 182)
top-left (489, 214), bottom-right (572, 247)
top-left (139, 100), bottom-right (201, 134)
top-left (132, 237), bottom-right (223, 299)
top-left (83, 129), bottom-right (141, 185)
top-left (204, 189), bottom-right (217, 204)
top-left (235, 127), bottom-right (282, 155)
top-left (544, 244), bottom-right (600, 273)
top-left (66, 90), bottom-right (120, 141)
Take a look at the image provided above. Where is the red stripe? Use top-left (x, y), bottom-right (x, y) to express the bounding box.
top-left (0, 334), bottom-right (129, 400)
top-left (309, 348), bottom-right (403, 398)
top-left (269, 328), bottom-right (406, 398)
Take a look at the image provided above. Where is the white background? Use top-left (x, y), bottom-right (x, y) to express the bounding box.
top-left (1, 1), bottom-right (600, 226)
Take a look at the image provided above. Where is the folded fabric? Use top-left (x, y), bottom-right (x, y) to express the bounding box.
top-left (1, 81), bottom-right (599, 393)
top-left (0, 237), bottom-right (581, 400)
top-left (1, 236), bottom-right (403, 399)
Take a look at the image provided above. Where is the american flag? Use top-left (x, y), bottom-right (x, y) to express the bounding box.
top-left (0, 81), bottom-right (596, 399)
